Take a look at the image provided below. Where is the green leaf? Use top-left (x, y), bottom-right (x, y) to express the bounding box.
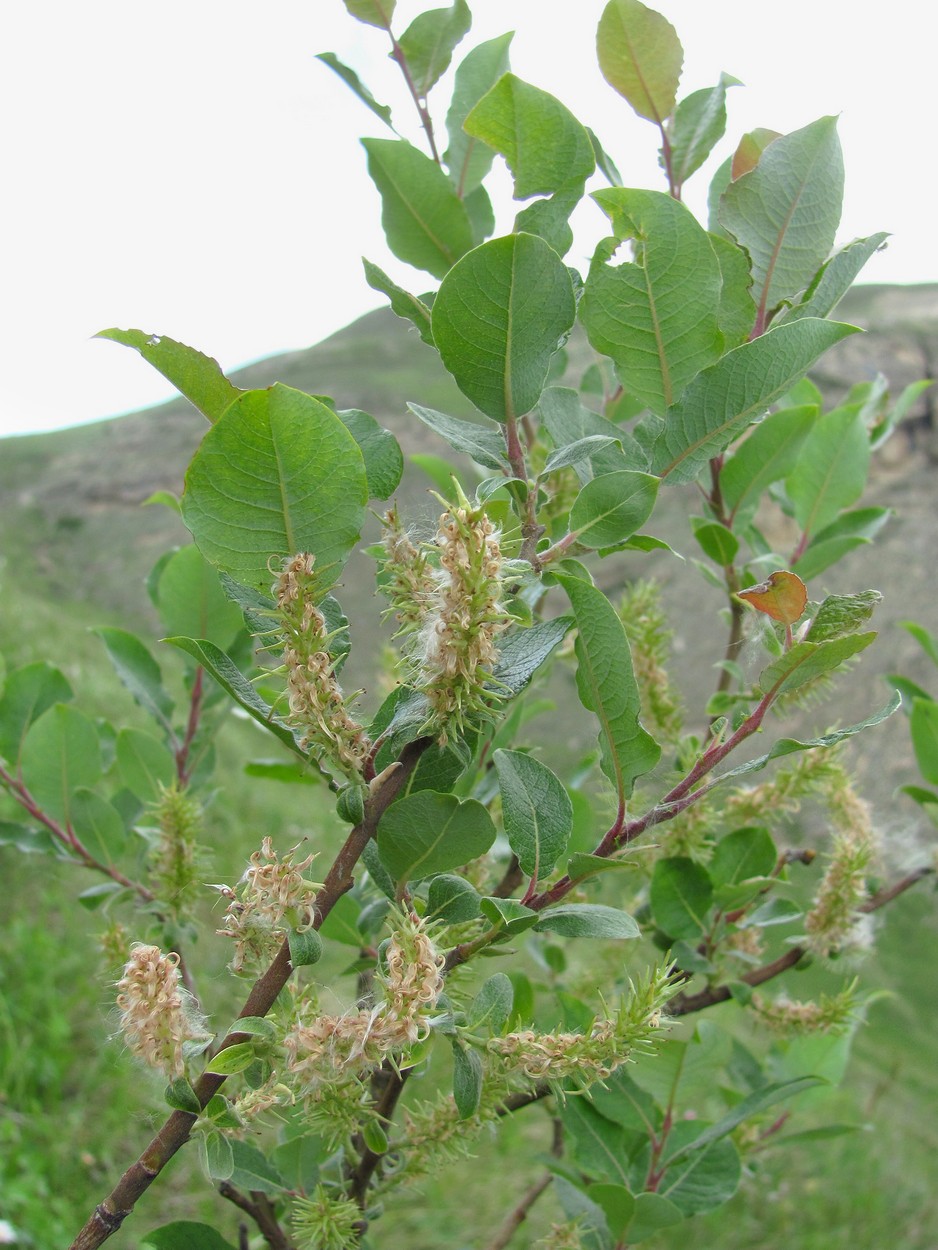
top-left (377, 791), bottom-right (496, 884)
top-left (407, 403), bottom-right (509, 470)
top-left (363, 259), bottom-right (434, 345)
top-left (561, 1097), bottom-right (632, 1185)
top-left (426, 874), bottom-right (482, 923)
top-left (164, 637), bottom-right (307, 757)
top-left (806, 591), bottom-right (882, 643)
top-left (664, 1077), bottom-right (825, 1166)
top-left (452, 1039), bottom-right (483, 1118)
top-left (479, 895), bottom-right (539, 935)
top-left (206, 1042), bottom-right (256, 1076)
top-left (554, 1177), bottom-right (615, 1250)
top-left (758, 633), bottom-right (875, 698)
top-left (182, 384), bottom-right (367, 595)
top-left (513, 181), bottom-right (585, 255)
top-left (911, 699), bottom-right (938, 785)
top-left (716, 692), bottom-right (901, 782)
top-left (784, 232), bottom-right (890, 323)
top-left (901, 620), bottom-right (938, 669)
top-left (668, 75), bottom-right (741, 190)
top-left (538, 387), bottom-right (645, 483)
top-left (597, 0), bottom-right (683, 124)
top-left (94, 628), bottom-right (175, 731)
top-left (792, 506), bottom-right (892, 580)
top-left (142, 1223), bottom-right (237, 1250)
top-left (709, 233), bottom-right (757, 348)
top-left (199, 1130), bottom-right (234, 1181)
top-left (342, 0), bottom-right (394, 29)
top-left (465, 73), bottom-right (594, 199)
top-left (639, 319), bottom-right (859, 484)
top-left (569, 470), bottom-right (659, 549)
top-left (658, 1129), bottom-right (741, 1215)
top-left (156, 545), bottom-right (245, 653)
top-left (431, 233), bottom-right (576, 421)
top-left (272, 1135), bottom-right (323, 1192)
top-left (710, 826), bottom-right (776, 891)
top-left (20, 705), bottom-right (101, 824)
top-left (741, 897), bottom-right (802, 928)
top-left (315, 52), bottom-right (394, 130)
top-left (587, 1184), bottom-right (636, 1242)
top-left (397, 0), bottom-right (471, 98)
top-left (362, 137), bottom-right (474, 278)
top-left (0, 662), bottom-right (72, 767)
top-left (583, 190), bottom-right (723, 414)
top-left (230, 1016), bottom-right (277, 1040)
top-left (553, 573), bottom-right (660, 802)
top-left (229, 1140), bottom-right (286, 1196)
top-left (493, 616), bottom-right (574, 696)
top-left (96, 329), bottom-right (240, 424)
top-left (692, 520), bottom-right (738, 566)
top-left (493, 748), bottom-right (573, 880)
top-left (787, 405), bottom-right (871, 541)
top-left (544, 435), bottom-right (621, 473)
top-left (650, 857), bottom-right (713, 939)
top-left (567, 852), bottom-right (637, 882)
top-left (467, 973), bottom-right (514, 1032)
top-left (626, 1193), bottom-right (684, 1242)
top-left (319, 893), bottom-right (364, 946)
top-left (536, 903), bottom-right (640, 939)
top-left (337, 407), bottom-right (403, 500)
top-left (719, 116), bottom-right (844, 321)
top-left (0, 820), bottom-right (58, 856)
top-left (720, 404), bottom-right (816, 520)
top-left (116, 728), bottom-right (176, 802)
top-left (164, 1078), bottom-right (202, 1115)
top-left (445, 33), bottom-right (514, 195)
top-left (288, 928), bottom-right (324, 968)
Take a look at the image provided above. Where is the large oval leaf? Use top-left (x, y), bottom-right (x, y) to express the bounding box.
top-left (493, 748), bottom-right (573, 880)
top-left (638, 318), bottom-right (859, 484)
top-left (362, 138), bottom-right (474, 279)
top-left (583, 189), bottom-right (723, 413)
top-left (597, 0), bottom-right (683, 124)
top-left (719, 116), bottom-right (844, 326)
top-left (182, 384), bottom-right (367, 595)
top-left (431, 233), bottom-right (576, 421)
top-left (20, 704), bottom-right (101, 824)
top-left (377, 790), bottom-right (496, 885)
top-left (553, 573), bottom-right (660, 802)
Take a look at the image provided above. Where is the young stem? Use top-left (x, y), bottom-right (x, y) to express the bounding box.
top-left (176, 665), bottom-right (205, 784)
top-left (68, 738), bottom-right (431, 1250)
top-left (387, 31), bottom-right (441, 164)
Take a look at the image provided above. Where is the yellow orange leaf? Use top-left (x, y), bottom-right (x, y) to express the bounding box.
top-left (738, 570), bottom-right (807, 625)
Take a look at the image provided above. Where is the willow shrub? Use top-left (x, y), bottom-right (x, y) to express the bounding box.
top-left (2, 2), bottom-right (933, 1248)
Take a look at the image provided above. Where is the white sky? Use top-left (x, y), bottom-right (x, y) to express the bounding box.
top-left (2, 1), bottom-right (934, 439)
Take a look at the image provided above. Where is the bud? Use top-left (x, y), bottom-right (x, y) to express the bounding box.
top-left (292, 1185), bottom-right (362, 1250)
top-left (115, 944), bottom-right (209, 1078)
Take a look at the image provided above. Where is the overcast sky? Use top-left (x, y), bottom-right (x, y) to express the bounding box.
top-left (2, 1), bottom-right (935, 439)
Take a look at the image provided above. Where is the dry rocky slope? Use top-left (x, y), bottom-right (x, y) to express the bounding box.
top-left (1, 284), bottom-right (936, 810)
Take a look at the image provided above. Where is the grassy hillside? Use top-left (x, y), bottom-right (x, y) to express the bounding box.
top-left (2, 288), bottom-right (938, 1247)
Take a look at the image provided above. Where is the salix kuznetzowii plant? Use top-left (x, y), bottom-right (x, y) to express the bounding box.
top-left (1, 2), bottom-right (935, 1248)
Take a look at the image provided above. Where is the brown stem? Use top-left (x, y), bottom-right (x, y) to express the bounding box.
top-left (176, 666), bottom-right (205, 785)
top-left (347, 1065), bottom-right (412, 1206)
top-left (504, 414), bottom-right (543, 568)
top-left (218, 1182), bottom-right (294, 1250)
top-left (485, 1118), bottom-right (563, 1250)
top-left (68, 738), bottom-right (431, 1250)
